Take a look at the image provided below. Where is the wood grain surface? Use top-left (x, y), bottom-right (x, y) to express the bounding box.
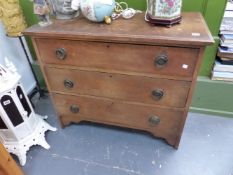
top-left (0, 143), bottom-right (24, 175)
top-left (52, 93), bottom-right (185, 146)
top-left (24, 13), bottom-right (214, 46)
top-left (45, 67), bottom-right (191, 108)
top-left (36, 38), bottom-right (199, 79)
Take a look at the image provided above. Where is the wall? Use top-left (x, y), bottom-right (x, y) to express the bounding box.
top-left (0, 22), bottom-right (36, 94)
top-left (191, 77), bottom-right (233, 117)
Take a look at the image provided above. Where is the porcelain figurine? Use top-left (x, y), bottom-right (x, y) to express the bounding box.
top-left (32, 0), bottom-right (52, 26)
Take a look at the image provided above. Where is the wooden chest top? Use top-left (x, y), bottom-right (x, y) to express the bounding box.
top-left (24, 12), bottom-right (214, 46)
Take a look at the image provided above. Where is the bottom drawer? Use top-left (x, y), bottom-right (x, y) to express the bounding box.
top-left (52, 93), bottom-right (185, 147)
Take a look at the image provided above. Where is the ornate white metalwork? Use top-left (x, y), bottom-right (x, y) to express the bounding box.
top-left (0, 57), bottom-right (57, 166)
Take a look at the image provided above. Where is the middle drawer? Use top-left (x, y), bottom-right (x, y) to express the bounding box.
top-left (45, 67), bottom-right (191, 108)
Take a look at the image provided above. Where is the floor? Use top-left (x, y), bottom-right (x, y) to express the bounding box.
top-left (18, 95), bottom-right (233, 175)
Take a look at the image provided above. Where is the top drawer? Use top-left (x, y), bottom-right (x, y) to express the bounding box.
top-left (36, 38), bottom-right (199, 79)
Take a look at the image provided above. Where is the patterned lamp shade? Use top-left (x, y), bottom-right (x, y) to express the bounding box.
top-left (0, 0), bottom-right (27, 37)
top-left (145, 0), bottom-right (182, 26)
top-left (0, 58), bottom-right (56, 166)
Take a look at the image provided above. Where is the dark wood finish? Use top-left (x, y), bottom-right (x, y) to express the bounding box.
top-left (24, 12), bottom-right (214, 148)
top-left (0, 144), bottom-right (24, 175)
top-left (36, 38), bottom-right (199, 80)
top-left (52, 93), bottom-right (185, 146)
top-left (45, 67), bottom-right (191, 108)
top-left (146, 13), bottom-right (182, 26)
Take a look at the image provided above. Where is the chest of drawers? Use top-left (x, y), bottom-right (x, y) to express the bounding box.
top-left (24, 12), bottom-right (213, 148)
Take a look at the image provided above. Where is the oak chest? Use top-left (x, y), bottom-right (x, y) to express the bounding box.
top-left (24, 12), bottom-right (213, 148)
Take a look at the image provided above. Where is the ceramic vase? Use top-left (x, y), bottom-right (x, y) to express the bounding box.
top-left (146, 0), bottom-right (182, 26)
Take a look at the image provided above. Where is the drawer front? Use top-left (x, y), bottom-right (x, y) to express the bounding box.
top-left (53, 93), bottom-right (184, 137)
top-left (45, 67), bottom-right (191, 108)
top-left (36, 38), bottom-right (199, 78)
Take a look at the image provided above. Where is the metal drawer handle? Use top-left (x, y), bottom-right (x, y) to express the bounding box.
top-left (152, 89), bottom-right (164, 100)
top-left (70, 105), bottom-right (79, 113)
top-left (155, 54), bottom-right (168, 67)
top-left (64, 79), bottom-right (74, 89)
top-left (149, 116), bottom-right (160, 125)
top-left (55, 48), bottom-right (67, 60)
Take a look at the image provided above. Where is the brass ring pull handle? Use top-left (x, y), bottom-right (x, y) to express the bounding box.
top-left (64, 79), bottom-right (74, 89)
top-left (155, 54), bottom-right (168, 67)
top-left (148, 116), bottom-right (160, 126)
top-left (152, 89), bottom-right (164, 100)
top-left (55, 48), bottom-right (67, 60)
top-left (70, 105), bottom-right (79, 113)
